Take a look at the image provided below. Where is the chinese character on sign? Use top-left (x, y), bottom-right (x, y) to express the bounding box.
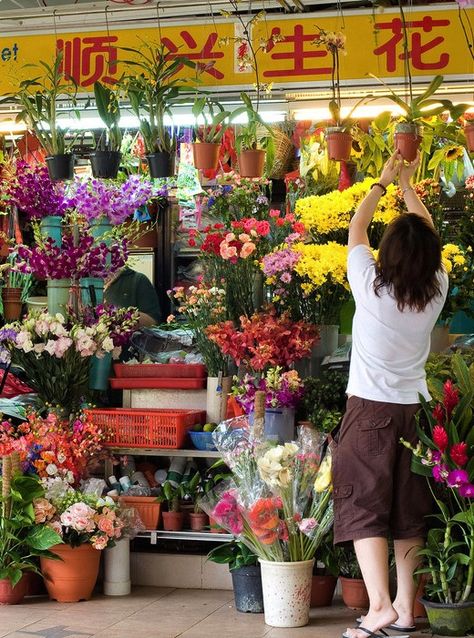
top-left (374, 16), bottom-right (450, 72)
top-left (57, 35), bottom-right (119, 87)
top-left (161, 31), bottom-right (225, 80)
top-left (264, 25), bottom-right (332, 78)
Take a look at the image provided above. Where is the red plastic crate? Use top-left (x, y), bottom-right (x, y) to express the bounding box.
top-left (109, 377), bottom-right (207, 390)
top-left (86, 408), bottom-right (206, 449)
top-left (113, 363), bottom-right (207, 379)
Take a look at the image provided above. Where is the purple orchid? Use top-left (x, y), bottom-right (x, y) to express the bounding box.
top-left (447, 469), bottom-right (470, 488)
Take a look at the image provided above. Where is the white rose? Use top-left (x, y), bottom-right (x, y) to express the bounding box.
top-left (46, 463), bottom-right (58, 476)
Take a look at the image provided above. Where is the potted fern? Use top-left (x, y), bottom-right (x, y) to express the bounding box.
top-left (121, 43), bottom-right (194, 178)
top-left (11, 51), bottom-right (78, 181)
top-left (192, 95), bottom-right (231, 171)
top-left (91, 81), bottom-right (122, 179)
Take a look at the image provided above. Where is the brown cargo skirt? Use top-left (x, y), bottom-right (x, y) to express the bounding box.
top-left (331, 395), bottom-right (432, 545)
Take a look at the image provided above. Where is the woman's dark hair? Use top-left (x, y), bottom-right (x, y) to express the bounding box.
top-left (374, 213), bottom-right (443, 312)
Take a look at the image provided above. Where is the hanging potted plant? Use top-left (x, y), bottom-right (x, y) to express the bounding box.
top-left (208, 541), bottom-right (264, 613)
top-left (235, 93), bottom-right (274, 178)
top-left (313, 29), bottom-right (369, 162)
top-left (0, 254), bottom-right (32, 321)
top-left (121, 43), bottom-right (194, 178)
top-left (192, 95), bottom-right (231, 171)
top-left (90, 81), bottom-right (122, 179)
top-left (8, 51), bottom-right (78, 181)
top-left (403, 354), bottom-right (474, 637)
top-left (0, 456), bottom-right (62, 605)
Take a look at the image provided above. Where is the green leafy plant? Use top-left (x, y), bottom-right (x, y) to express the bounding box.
top-left (192, 96), bottom-right (231, 144)
top-left (354, 111), bottom-right (393, 177)
top-left (120, 43), bottom-right (194, 154)
top-left (93, 81), bottom-right (122, 152)
top-left (0, 255), bottom-right (32, 301)
top-left (0, 456), bottom-right (62, 586)
top-left (302, 369), bottom-right (348, 433)
top-left (234, 93), bottom-right (274, 160)
top-left (338, 546), bottom-right (363, 579)
top-left (207, 540), bottom-right (258, 571)
top-left (180, 472), bottom-right (203, 514)
top-left (9, 51), bottom-right (78, 155)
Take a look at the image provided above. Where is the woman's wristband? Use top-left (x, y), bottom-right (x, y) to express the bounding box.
top-left (370, 182), bottom-right (387, 196)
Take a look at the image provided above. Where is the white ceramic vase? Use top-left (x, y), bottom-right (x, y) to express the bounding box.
top-left (259, 558), bottom-right (314, 627)
top-left (104, 538), bottom-right (131, 596)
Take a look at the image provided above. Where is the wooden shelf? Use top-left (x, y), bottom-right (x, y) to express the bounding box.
top-left (108, 447), bottom-right (221, 458)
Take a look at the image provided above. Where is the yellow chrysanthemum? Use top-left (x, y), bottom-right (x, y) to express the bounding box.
top-left (292, 242), bottom-right (349, 293)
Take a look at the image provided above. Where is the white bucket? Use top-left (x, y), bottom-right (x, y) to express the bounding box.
top-left (104, 538), bottom-right (131, 596)
top-left (259, 558), bottom-right (314, 627)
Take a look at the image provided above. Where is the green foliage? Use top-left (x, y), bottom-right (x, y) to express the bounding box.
top-left (192, 96), bottom-right (231, 144)
top-left (234, 92), bottom-right (275, 164)
top-left (93, 81), bottom-right (122, 152)
top-left (207, 540), bottom-right (258, 571)
top-left (303, 369), bottom-right (348, 433)
top-left (354, 111), bottom-right (393, 178)
top-left (337, 546), bottom-right (363, 579)
top-left (426, 352), bottom-right (474, 402)
top-left (6, 51), bottom-right (78, 155)
top-left (120, 43), bottom-right (195, 154)
top-left (0, 472), bottom-right (62, 586)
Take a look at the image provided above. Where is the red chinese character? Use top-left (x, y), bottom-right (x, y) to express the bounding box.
top-left (57, 35), bottom-right (118, 87)
top-left (161, 31), bottom-right (225, 80)
top-left (264, 25), bottom-right (332, 78)
top-left (374, 16), bottom-right (450, 72)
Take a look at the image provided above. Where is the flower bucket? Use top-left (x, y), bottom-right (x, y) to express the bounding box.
top-left (1, 287), bottom-right (23, 321)
top-left (80, 277), bottom-right (104, 307)
top-left (394, 123), bottom-right (423, 162)
top-left (89, 353), bottom-right (112, 391)
top-left (40, 543), bottom-right (101, 602)
top-left (231, 564), bottom-right (264, 614)
top-left (90, 216), bottom-right (113, 244)
top-left (162, 511), bottom-right (184, 531)
top-left (40, 215), bottom-right (62, 246)
top-left (297, 324), bottom-right (338, 377)
top-left (0, 574), bottom-right (29, 605)
top-left (206, 376), bottom-right (231, 424)
top-left (238, 150), bottom-right (265, 178)
top-left (465, 123), bottom-right (474, 153)
top-left (421, 598), bottom-right (474, 637)
top-left (146, 152), bottom-right (173, 178)
top-left (90, 150), bottom-right (122, 179)
top-left (45, 154), bottom-right (74, 181)
top-left (47, 278), bottom-right (71, 316)
top-left (326, 128), bottom-right (352, 162)
top-left (259, 558), bottom-right (314, 627)
top-left (340, 576), bottom-right (369, 610)
top-left (104, 538), bottom-right (131, 596)
top-left (264, 408), bottom-right (295, 443)
top-left (192, 142), bottom-right (220, 170)
top-left (310, 574), bottom-right (337, 607)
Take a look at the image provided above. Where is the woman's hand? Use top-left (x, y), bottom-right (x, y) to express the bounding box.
top-left (379, 151), bottom-right (402, 187)
top-left (399, 151), bottom-right (421, 188)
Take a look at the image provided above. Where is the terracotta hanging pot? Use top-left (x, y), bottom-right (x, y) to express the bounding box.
top-left (189, 511), bottom-right (209, 531)
top-left (0, 574), bottom-right (29, 605)
top-left (192, 142), bottom-right (220, 170)
top-left (40, 543), bottom-right (101, 602)
top-left (1, 287), bottom-right (23, 321)
top-left (162, 511), bottom-right (184, 531)
top-left (326, 127), bottom-right (353, 161)
top-left (465, 123), bottom-right (474, 153)
top-left (394, 123), bottom-right (423, 162)
top-left (238, 150), bottom-right (265, 178)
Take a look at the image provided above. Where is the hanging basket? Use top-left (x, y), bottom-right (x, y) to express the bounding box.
top-left (45, 154), bottom-right (74, 181)
top-left (326, 127), bottom-right (353, 162)
top-left (90, 150), bottom-right (122, 179)
top-left (146, 152), bottom-right (174, 178)
top-left (394, 123), bottom-right (423, 162)
top-left (192, 142), bottom-right (220, 170)
top-left (257, 127), bottom-right (294, 179)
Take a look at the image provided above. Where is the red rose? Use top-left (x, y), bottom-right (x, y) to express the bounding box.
top-left (433, 425), bottom-right (449, 453)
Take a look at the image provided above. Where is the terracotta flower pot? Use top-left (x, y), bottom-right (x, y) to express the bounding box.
top-left (40, 543), bottom-right (101, 602)
top-left (310, 574), bottom-right (338, 607)
top-left (413, 574), bottom-right (428, 618)
top-left (162, 511), bottom-right (184, 531)
top-left (189, 511), bottom-right (209, 531)
top-left (209, 516), bottom-right (227, 534)
top-left (326, 127), bottom-right (352, 162)
top-left (193, 142), bottom-right (220, 170)
top-left (340, 576), bottom-right (369, 610)
top-left (395, 123), bottom-right (423, 162)
top-left (465, 123), bottom-right (474, 153)
top-left (2, 287), bottom-right (23, 321)
top-left (238, 150), bottom-right (265, 178)
top-left (120, 496), bottom-right (161, 530)
top-left (0, 574), bottom-right (29, 605)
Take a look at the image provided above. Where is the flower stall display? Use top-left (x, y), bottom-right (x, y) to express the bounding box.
top-left (0, 454), bottom-right (62, 604)
top-left (403, 354), bottom-right (474, 636)
top-left (202, 173), bottom-right (271, 222)
top-left (0, 307), bottom-right (139, 415)
top-left (439, 243), bottom-right (473, 326)
top-left (201, 423), bottom-right (334, 627)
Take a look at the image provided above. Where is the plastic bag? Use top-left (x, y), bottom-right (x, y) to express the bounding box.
top-left (130, 326), bottom-right (198, 363)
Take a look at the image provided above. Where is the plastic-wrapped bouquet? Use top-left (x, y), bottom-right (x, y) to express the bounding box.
top-left (0, 307), bottom-right (139, 413)
top-left (232, 367), bottom-right (304, 414)
top-left (200, 421), bottom-right (333, 562)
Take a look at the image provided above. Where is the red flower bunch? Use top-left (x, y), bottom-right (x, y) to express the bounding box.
top-left (206, 307), bottom-right (319, 371)
top-left (247, 497), bottom-right (281, 545)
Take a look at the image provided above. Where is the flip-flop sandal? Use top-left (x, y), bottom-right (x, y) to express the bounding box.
top-left (342, 627), bottom-right (389, 638)
top-left (386, 624), bottom-right (417, 632)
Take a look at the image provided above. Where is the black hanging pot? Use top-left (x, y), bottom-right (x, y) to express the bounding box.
top-left (45, 154), bottom-right (74, 181)
top-left (146, 151), bottom-right (173, 178)
top-left (89, 150), bottom-right (122, 179)
top-left (230, 564), bottom-right (264, 613)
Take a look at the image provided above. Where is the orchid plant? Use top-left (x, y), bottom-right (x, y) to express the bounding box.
top-left (231, 367), bottom-right (304, 414)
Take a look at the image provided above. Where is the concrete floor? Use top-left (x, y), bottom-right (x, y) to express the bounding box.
top-left (0, 587), bottom-right (438, 638)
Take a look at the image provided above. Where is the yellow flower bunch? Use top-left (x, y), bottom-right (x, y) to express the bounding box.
top-left (296, 178), bottom-right (399, 235)
top-left (442, 243), bottom-right (467, 274)
top-left (293, 242), bottom-right (349, 295)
